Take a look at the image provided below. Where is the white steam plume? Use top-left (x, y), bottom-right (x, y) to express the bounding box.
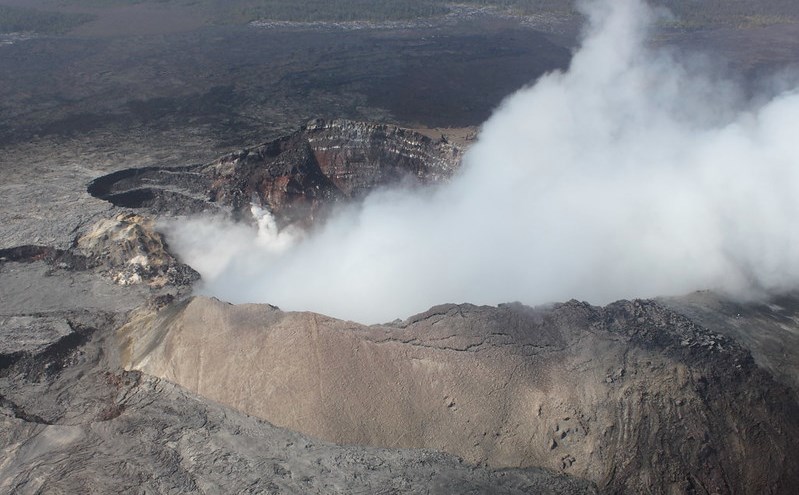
top-left (166, 0), bottom-right (799, 323)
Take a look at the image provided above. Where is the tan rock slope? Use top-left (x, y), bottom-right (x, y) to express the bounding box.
top-left (0, 312), bottom-right (595, 495)
top-left (119, 296), bottom-right (799, 494)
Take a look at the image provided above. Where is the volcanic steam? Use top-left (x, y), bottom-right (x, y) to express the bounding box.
top-left (167, 0), bottom-right (799, 323)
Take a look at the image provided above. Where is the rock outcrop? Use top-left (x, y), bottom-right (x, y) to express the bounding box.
top-left (0, 308), bottom-right (596, 495)
top-left (77, 212), bottom-right (198, 287)
top-left (118, 296), bottom-right (799, 494)
top-left (662, 290), bottom-right (799, 395)
top-left (87, 119), bottom-right (463, 227)
top-left (0, 315), bottom-right (75, 360)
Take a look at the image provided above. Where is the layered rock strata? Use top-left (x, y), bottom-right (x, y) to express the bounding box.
top-left (87, 119), bottom-right (463, 227)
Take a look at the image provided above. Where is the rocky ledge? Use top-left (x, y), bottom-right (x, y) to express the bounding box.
top-left (3, 118), bottom-right (799, 494)
top-left (87, 119), bottom-right (463, 227)
top-left (118, 295), bottom-right (799, 494)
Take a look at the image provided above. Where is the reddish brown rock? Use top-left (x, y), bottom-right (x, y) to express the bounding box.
top-left (88, 119), bottom-right (463, 227)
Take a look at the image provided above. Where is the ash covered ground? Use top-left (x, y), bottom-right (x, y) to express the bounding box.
top-left (2, 1), bottom-right (799, 493)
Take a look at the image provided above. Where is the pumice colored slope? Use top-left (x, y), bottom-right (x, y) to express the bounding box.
top-left (119, 296), bottom-right (799, 494)
top-left (0, 308), bottom-right (596, 495)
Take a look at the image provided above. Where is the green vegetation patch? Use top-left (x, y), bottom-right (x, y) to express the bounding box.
top-left (0, 5), bottom-right (94, 34)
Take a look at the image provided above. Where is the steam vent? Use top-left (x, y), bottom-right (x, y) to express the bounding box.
top-left (4, 118), bottom-right (776, 495)
top-left (88, 119), bottom-right (463, 226)
top-left (6, 0), bottom-right (799, 492)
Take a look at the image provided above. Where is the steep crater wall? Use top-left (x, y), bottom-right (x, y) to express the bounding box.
top-left (87, 119), bottom-right (463, 227)
top-left (118, 296), bottom-right (799, 494)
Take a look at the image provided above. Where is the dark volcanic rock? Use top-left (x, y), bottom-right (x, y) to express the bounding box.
top-left (0, 245), bottom-right (92, 271)
top-left (0, 212), bottom-right (197, 316)
top-left (661, 290), bottom-right (799, 396)
top-left (0, 315), bottom-right (74, 358)
top-left (87, 119), bottom-right (463, 227)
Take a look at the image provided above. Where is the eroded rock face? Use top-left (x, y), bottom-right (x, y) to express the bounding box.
top-left (118, 296), bottom-right (799, 494)
top-left (0, 311), bottom-right (596, 495)
top-left (87, 119), bottom-right (463, 227)
top-left (0, 316), bottom-right (74, 359)
top-left (75, 119), bottom-right (799, 494)
top-left (661, 290), bottom-right (799, 394)
top-left (76, 212), bottom-right (198, 287)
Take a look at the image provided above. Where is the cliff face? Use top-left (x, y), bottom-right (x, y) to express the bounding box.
top-left (87, 119), bottom-right (462, 227)
top-left (76, 119), bottom-right (799, 494)
top-left (118, 296), bottom-right (799, 495)
top-left (0, 311), bottom-right (595, 495)
top-left (207, 119), bottom-right (461, 226)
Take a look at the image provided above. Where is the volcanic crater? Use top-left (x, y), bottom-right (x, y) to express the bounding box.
top-left (88, 119), bottom-right (464, 227)
top-left (76, 119), bottom-right (799, 494)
